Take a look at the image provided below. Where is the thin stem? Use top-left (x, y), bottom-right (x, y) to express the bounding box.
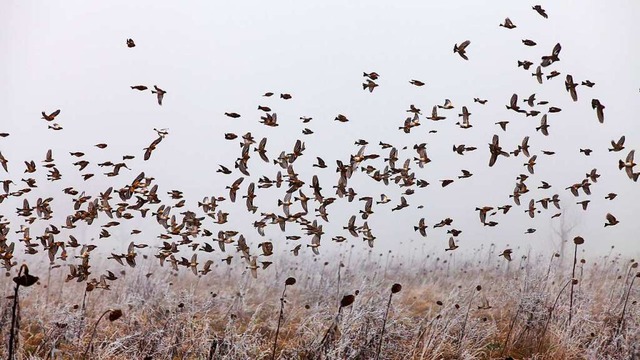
top-left (537, 279), bottom-right (572, 352)
top-left (375, 293), bottom-right (394, 360)
top-left (459, 288), bottom-right (478, 344)
top-left (617, 274), bottom-right (638, 335)
top-left (271, 286), bottom-right (288, 360)
top-left (569, 244), bottom-right (578, 327)
top-left (8, 265), bottom-right (26, 360)
top-left (82, 309), bottom-right (111, 360)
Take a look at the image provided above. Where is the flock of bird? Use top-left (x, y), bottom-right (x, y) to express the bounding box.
top-left (0, 5), bottom-right (637, 284)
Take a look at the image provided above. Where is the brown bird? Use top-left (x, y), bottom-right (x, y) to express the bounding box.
top-left (532, 66), bottom-right (543, 84)
top-left (280, 93), bottom-right (292, 100)
top-left (522, 39), bottom-right (537, 46)
top-left (143, 136), bottom-right (163, 161)
top-left (495, 121), bottom-right (509, 131)
top-left (489, 134), bottom-right (510, 167)
top-left (499, 18), bottom-right (516, 29)
top-left (41, 109), bottom-right (61, 121)
top-left (0, 152), bottom-right (8, 172)
top-left (609, 136), bottom-right (625, 152)
top-left (474, 98), bottom-right (488, 104)
top-left (226, 177), bottom-right (244, 202)
top-left (577, 200), bottom-right (590, 210)
top-left (427, 106), bottom-right (446, 121)
top-left (604, 213), bottom-right (619, 227)
top-left (335, 114), bottom-right (349, 122)
top-left (518, 60), bottom-right (533, 70)
top-left (440, 179), bottom-right (454, 187)
top-left (445, 237), bottom-right (459, 251)
top-left (151, 86), bottom-right (166, 105)
top-left (414, 218), bottom-right (428, 237)
top-left (453, 40), bottom-right (471, 60)
top-left (532, 5), bottom-right (548, 18)
top-left (409, 79), bottom-right (425, 86)
top-left (605, 193), bottom-right (617, 200)
top-left (565, 75), bottom-right (578, 101)
top-left (225, 112), bottom-right (241, 118)
top-left (536, 114), bottom-right (550, 136)
top-left (541, 43), bottom-right (562, 67)
top-left (499, 249), bottom-right (513, 261)
top-left (126, 38), bottom-right (135, 47)
top-left (363, 72), bottom-right (380, 80)
top-left (591, 99), bottom-right (605, 123)
top-left (362, 79), bottom-right (378, 92)
top-left (619, 150), bottom-right (636, 179)
top-left (525, 155), bottom-right (537, 174)
top-left (130, 85), bottom-right (148, 91)
top-left (456, 106), bottom-right (472, 128)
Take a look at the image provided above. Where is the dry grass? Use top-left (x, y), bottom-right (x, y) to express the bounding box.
top-left (1, 250), bottom-right (639, 359)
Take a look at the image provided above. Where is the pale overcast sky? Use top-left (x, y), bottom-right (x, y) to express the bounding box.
top-left (1, 1), bottom-right (639, 265)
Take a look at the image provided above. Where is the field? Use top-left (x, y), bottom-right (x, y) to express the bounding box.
top-left (2, 247), bottom-right (639, 359)
top-left (2, 1), bottom-right (640, 359)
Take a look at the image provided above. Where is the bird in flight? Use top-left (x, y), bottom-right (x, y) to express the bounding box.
top-left (151, 86), bottom-right (166, 106)
top-left (454, 40), bottom-right (471, 60)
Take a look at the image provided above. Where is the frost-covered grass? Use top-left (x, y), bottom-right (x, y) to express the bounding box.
top-left (1, 250), bottom-right (639, 359)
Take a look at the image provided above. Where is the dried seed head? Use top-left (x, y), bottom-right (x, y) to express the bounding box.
top-left (573, 236), bottom-right (584, 245)
top-left (580, 259), bottom-right (586, 264)
top-left (632, 262), bottom-right (639, 269)
top-left (285, 277), bottom-right (296, 286)
top-left (454, 304), bottom-right (460, 309)
top-left (572, 279), bottom-right (579, 285)
top-left (436, 300), bottom-right (443, 306)
top-left (554, 253), bottom-right (560, 258)
top-left (636, 272), bottom-right (640, 278)
top-left (305, 304), bottom-right (310, 309)
top-left (13, 273), bottom-right (39, 287)
top-left (108, 309), bottom-right (123, 322)
top-left (391, 283), bottom-right (402, 294)
top-left (476, 285), bottom-right (482, 291)
top-left (340, 294), bottom-right (355, 308)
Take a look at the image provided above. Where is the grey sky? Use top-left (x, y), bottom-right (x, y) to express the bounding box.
top-left (1, 1), bottom-right (639, 265)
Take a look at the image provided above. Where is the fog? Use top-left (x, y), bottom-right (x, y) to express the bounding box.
top-left (1, 1), bottom-right (639, 265)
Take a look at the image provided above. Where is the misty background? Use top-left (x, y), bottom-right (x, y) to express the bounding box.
top-left (1, 1), bottom-right (639, 267)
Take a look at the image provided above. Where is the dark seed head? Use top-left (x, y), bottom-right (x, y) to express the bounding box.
top-left (391, 283), bottom-right (402, 294)
top-left (285, 277), bottom-right (296, 286)
top-left (340, 294), bottom-right (355, 308)
top-left (13, 273), bottom-right (39, 287)
top-left (108, 309), bottom-right (123, 322)
top-left (573, 236), bottom-right (584, 245)
top-left (476, 285), bottom-right (482, 291)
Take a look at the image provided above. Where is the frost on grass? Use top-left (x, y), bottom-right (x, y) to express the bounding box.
top-left (1, 251), bottom-right (639, 359)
